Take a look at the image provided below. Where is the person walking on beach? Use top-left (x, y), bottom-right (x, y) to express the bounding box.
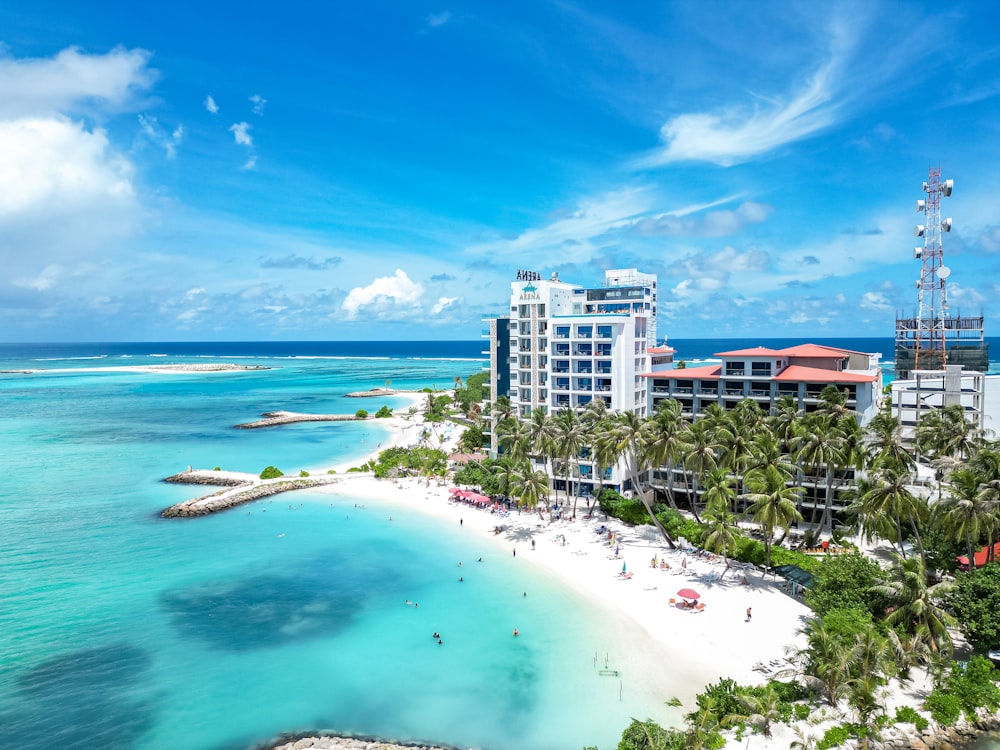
top-left (746, 607), bottom-right (752, 622)
top-left (512, 547), bottom-right (516, 557)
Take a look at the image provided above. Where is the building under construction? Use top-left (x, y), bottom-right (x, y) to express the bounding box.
top-left (894, 168), bottom-right (988, 380)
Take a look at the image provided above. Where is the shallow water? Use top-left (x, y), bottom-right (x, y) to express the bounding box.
top-left (0, 345), bottom-right (678, 750)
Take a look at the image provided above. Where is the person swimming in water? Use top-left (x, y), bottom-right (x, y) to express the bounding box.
top-left (432, 632), bottom-right (440, 639)
top-left (512, 627), bottom-right (519, 637)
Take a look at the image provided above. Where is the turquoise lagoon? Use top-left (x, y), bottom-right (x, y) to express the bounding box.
top-left (0, 345), bottom-right (679, 750)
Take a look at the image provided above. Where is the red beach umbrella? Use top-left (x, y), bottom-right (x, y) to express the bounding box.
top-left (676, 588), bottom-right (700, 600)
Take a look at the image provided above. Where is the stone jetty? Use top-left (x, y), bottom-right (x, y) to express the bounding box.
top-left (234, 411), bottom-right (360, 429)
top-left (161, 470), bottom-right (340, 517)
top-left (264, 734), bottom-right (457, 750)
top-left (345, 387), bottom-right (421, 398)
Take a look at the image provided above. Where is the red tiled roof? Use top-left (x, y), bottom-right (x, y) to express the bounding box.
top-left (714, 347), bottom-right (785, 357)
top-left (639, 364), bottom-right (722, 379)
top-left (958, 541), bottom-right (1000, 569)
top-left (649, 346), bottom-right (676, 354)
top-left (779, 344), bottom-right (854, 358)
top-left (772, 365), bottom-right (877, 384)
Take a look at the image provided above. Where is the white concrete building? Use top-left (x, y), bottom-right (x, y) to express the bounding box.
top-left (485, 267), bottom-right (664, 498)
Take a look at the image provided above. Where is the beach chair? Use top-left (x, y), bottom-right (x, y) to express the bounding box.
top-left (668, 598), bottom-right (676, 605)
top-left (695, 603), bottom-right (705, 612)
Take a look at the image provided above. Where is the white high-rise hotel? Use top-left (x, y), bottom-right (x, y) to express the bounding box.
top-left (484, 268), bottom-right (668, 497)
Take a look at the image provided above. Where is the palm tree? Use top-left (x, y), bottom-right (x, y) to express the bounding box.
top-left (702, 470), bottom-right (739, 577)
top-left (866, 413), bottom-right (916, 475)
top-left (744, 464), bottom-right (803, 569)
top-left (916, 403), bottom-right (985, 464)
top-left (550, 408), bottom-right (584, 516)
top-left (588, 415), bottom-right (619, 512)
top-left (792, 616), bottom-right (853, 706)
top-left (875, 554), bottom-right (956, 658)
top-left (936, 467), bottom-right (996, 572)
top-left (722, 685), bottom-right (783, 739)
top-left (496, 417), bottom-right (531, 465)
top-left (791, 412), bottom-right (846, 531)
top-left (852, 467), bottom-right (928, 560)
top-left (509, 463), bottom-right (551, 518)
top-left (681, 418), bottom-right (725, 521)
top-left (612, 410), bottom-right (677, 548)
top-left (642, 398), bottom-right (690, 512)
top-left (767, 394), bottom-right (801, 449)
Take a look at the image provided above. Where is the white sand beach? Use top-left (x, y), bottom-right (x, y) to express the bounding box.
top-left (308, 407), bottom-right (812, 718)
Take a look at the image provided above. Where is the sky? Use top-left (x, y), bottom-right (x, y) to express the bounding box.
top-left (1, 1), bottom-right (999, 343)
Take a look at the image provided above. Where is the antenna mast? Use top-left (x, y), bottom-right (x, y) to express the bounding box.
top-left (912, 167), bottom-right (953, 371)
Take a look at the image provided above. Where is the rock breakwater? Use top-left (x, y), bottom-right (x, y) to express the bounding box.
top-left (263, 733), bottom-right (458, 750)
top-left (235, 411), bottom-right (360, 429)
top-left (161, 471), bottom-right (340, 517)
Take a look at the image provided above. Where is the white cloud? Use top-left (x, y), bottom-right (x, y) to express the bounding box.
top-left (636, 20), bottom-right (855, 167)
top-left (229, 121), bottom-right (253, 146)
top-left (860, 291), bottom-right (891, 310)
top-left (0, 45), bottom-right (155, 118)
top-left (430, 296), bottom-right (459, 314)
top-left (633, 200), bottom-right (772, 237)
top-left (423, 11), bottom-right (454, 31)
top-left (249, 94), bottom-right (267, 116)
top-left (241, 156), bottom-right (257, 171)
top-left (0, 117), bottom-right (135, 216)
top-left (204, 94), bottom-right (219, 114)
top-left (136, 114), bottom-right (184, 158)
top-left (342, 269), bottom-right (424, 320)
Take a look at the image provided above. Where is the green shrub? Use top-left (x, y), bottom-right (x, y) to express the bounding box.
top-left (327, 469), bottom-right (336, 475)
top-left (893, 705), bottom-right (928, 731)
top-left (924, 690), bottom-right (962, 726)
top-left (816, 725), bottom-right (852, 749)
top-left (794, 703), bottom-right (811, 721)
top-left (374, 405), bottom-right (393, 418)
top-left (299, 470), bottom-right (309, 477)
top-left (259, 466), bottom-right (283, 479)
top-left (355, 409), bottom-right (369, 419)
top-left (213, 466), bottom-right (221, 471)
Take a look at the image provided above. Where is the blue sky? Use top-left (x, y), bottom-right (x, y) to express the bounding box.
top-left (2, 1), bottom-right (999, 342)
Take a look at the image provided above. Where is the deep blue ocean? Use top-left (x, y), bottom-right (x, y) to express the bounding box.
top-left (1, 338), bottom-right (996, 750)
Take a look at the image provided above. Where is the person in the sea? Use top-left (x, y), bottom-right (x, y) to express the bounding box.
top-left (512, 627), bottom-right (519, 637)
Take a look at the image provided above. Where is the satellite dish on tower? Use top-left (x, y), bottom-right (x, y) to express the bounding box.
top-left (941, 179), bottom-right (954, 196)
top-left (916, 199), bottom-right (926, 211)
top-left (938, 265), bottom-right (952, 280)
top-left (914, 225), bottom-right (925, 237)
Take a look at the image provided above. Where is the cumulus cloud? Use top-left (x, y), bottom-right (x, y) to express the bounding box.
top-left (249, 94), bottom-right (267, 116)
top-left (430, 296), bottom-right (459, 314)
top-left (259, 254), bottom-right (343, 270)
top-left (204, 94), bottom-right (219, 114)
top-left (229, 121), bottom-right (252, 146)
top-left (860, 291), bottom-right (892, 310)
top-left (0, 117), bottom-right (136, 217)
top-left (342, 269), bottom-right (424, 320)
top-left (0, 45), bottom-right (156, 118)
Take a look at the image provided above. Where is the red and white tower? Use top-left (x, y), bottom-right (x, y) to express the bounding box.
top-left (912, 167), bottom-right (953, 371)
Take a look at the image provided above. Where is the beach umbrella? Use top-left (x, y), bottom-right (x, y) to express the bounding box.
top-left (622, 561), bottom-right (627, 573)
top-left (677, 588), bottom-right (700, 600)
top-left (681, 557), bottom-right (687, 569)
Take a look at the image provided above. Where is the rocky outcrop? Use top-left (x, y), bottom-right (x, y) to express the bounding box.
top-left (878, 712), bottom-right (1000, 750)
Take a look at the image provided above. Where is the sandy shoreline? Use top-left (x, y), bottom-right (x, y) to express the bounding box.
top-left (286, 405), bottom-right (811, 740)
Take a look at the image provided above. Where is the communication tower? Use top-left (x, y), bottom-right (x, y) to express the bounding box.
top-left (894, 168), bottom-right (987, 380)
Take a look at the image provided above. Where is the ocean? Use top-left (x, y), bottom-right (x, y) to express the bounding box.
top-left (2, 338), bottom-right (997, 750)
top-left (0, 341), bottom-right (678, 750)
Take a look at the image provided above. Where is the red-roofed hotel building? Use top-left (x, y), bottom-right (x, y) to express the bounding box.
top-left (641, 344), bottom-right (882, 525)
